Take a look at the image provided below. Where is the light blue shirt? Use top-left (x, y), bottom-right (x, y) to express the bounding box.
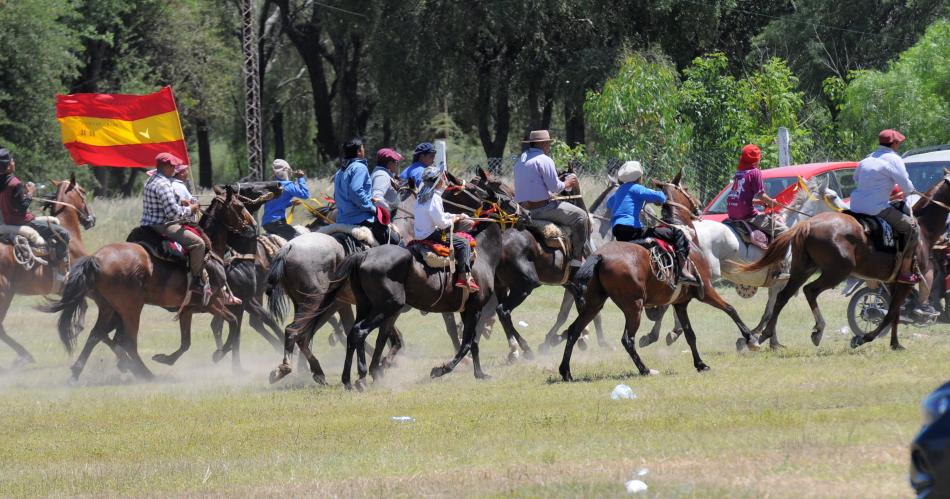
top-left (262, 177), bottom-right (310, 225)
top-left (514, 148), bottom-right (564, 203)
top-left (607, 182), bottom-right (666, 229)
top-left (333, 158), bottom-right (375, 224)
top-left (399, 161), bottom-right (425, 188)
top-left (851, 146), bottom-right (915, 215)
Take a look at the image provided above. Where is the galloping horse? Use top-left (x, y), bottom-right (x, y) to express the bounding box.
top-left (0, 173), bottom-right (95, 368)
top-left (740, 170), bottom-right (950, 351)
top-left (43, 186), bottom-right (257, 381)
top-left (640, 176), bottom-right (850, 350)
top-left (554, 172), bottom-right (753, 381)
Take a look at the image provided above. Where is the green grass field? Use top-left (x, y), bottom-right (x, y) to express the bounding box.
top-left (0, 190), bottom-right (945, 497)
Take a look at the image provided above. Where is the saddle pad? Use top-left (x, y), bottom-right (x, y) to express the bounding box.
top-left (629, 237), bottom-right (674, 255)
top-left (843, 210), bottom-right (899, 252)
top-left (526, 221), bottom-right (571, 253)
top-left (723, 219), bottom-right (768, 249)
top-left (126, 226), bottom-right (188, 263)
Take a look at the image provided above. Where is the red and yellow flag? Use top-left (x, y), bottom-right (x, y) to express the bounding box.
top-left (56, 87), bottom-right (189, 168)
top-left (767, 176), bottom-right (808, 213)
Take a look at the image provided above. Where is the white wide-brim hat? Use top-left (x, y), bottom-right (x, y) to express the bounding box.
top-left (617, 161), bottom-right (643, 183)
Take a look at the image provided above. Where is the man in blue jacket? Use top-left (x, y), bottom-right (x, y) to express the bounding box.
top-left (399, 142), bottom-right (436, 188)
top-left (262, 159), bottom-right (310, 240)
top-left (334, 138), bottom-right (396, 244)
top-left (607, 160), bottom-right (698, 285)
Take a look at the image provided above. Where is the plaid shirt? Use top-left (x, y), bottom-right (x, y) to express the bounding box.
top-left (140, 172), bottom-right (191, 226)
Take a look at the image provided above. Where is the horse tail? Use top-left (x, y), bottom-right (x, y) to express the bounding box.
top-left (287, 251), bottom-right (367, 340)
top-left (265, 250), bottom-right (288, 324)
top-left (37, 256), bottom-right (99, 354)
top-left (737, 223), bottom-right (809, 273)
top-left (568, 254), bottom-right (602, 309)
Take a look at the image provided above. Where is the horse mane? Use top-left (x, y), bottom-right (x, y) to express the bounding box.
top-left (913, 175), bottom-right (950, 224)
top-left (588, 181), bottom-right (618, 214)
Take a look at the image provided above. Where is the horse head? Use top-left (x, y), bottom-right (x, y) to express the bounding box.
top-left (205, 184), bottom-right (257, 238)
top-left (48, 172), bottom-right (96, 229)
top-left (473, 166), bottom-right (515, 198)
top-left (653, 168), bottom-right (702, 225)
top-left (233, 181), bottom-right (284, 214)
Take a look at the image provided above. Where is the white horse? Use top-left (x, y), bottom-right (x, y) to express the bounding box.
top-left (640, 176), bottom-right (850, 350)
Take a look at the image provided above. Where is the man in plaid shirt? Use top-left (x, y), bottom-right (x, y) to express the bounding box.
top-left (141, 153), bottom-right (204, 292)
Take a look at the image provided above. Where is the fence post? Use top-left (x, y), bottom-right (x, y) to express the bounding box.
top-left (778, 127), bottom-right (791, 167)
top-left (436, 140), bottom-right (447, 170)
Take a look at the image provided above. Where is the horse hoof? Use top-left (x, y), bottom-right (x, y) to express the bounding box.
top-left (211, 350), bottom-right (226, 364)
top-left (475, 372), bottom-right (492, 380)
top-left (745, 337), bottom-right (761, 351)
top-left (152, 354), bottom-right (175, 366)
top-left (66, 376), bottom-right (80, 387)
top-left (430, 365), bottom-right (448, 378)
top-left (343, 382), bottom-right (353, 391)
top-left (537, 341), bottom-right (550, 355)
top-left (666, 330), bottom-right (682, 346)
top-left (521, 348), bottom-right (535, 361)
top-left (560, 370), bottom-right (573, 382)
top-left (11, 355), bottom-right (35, 369)
top-left (736, 338), bottom-right (748, 352)
top-left (354, 379), bottom-right (366, 392)
top-left (268, 364), bottom-right (292, 384)
top-left (810, 331), bottom-right (823, 347)
top-left (639, 335), bottom-right (657, 348)
top-left (641, 368), bottom-right (659, 376)
top-left (696, 363), bottom-right (711, 372)
top-left (507, 350), bottom-right (520, 364)
top-left (850, 336), bottom-right (863, 349)
top-left (891, 343), bottom-right (906, 351)
top-left (577, 336), bottom-right (589, 351)
top-left (312, 373), bottom-right (327, 385)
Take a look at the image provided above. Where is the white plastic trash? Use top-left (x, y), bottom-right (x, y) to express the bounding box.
top-left (518, 320), bottom-right (529, 328)
top-left (625, 479), bottom-right (648, 493)
top-left (390, 416), bottom-right (415, 423)
top-left (636, 468), bottom-right (649, 477)
top-left (610, 384), bottom-right (637, 400)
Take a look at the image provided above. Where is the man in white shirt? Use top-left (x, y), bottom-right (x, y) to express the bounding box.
top-left (851, 129), bottom-right (919, 283)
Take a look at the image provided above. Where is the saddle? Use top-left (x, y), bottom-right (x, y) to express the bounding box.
top-left (408, 233), bottom-right (477, 270)
top-left (526, 220), bottom-right (572, 255)
top-left (126, 226), bottom-right (190, 264)
top-left (723, 219), bottom-right (769, 250)
top-left (844, 210), bottom-right (902, 253)
top-left (317, 223), bottom-right (378, 256)
top-left (629, 237), bottom-right (682, 288)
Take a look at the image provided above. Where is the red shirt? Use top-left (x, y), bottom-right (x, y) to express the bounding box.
top-left (0, 175), bottom-right (35, 225)
top-left (726, 168), bottom-right (764, 220)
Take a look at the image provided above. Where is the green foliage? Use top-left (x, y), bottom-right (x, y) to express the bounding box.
top-left (550, 140), bottom-right (587, 169)
top-left (0, 0), bottom-right (80, 179)
top-left (835, 20), bottom-right (950, 155)
top-left (584, 52), bottom-right (692, 180)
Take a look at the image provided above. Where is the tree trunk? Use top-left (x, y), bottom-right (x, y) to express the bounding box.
top-left (382, 115), bottom-right (392, 146)
top-left (197, 118), bottom-right (213, 188)
top-left (564, 91), bottom-right (586, 147)
top-left (476, 63), bottom-right (511, 158)
top-left (271, 111), bottom-right (285, 160)
top-left (120, 169), bottom-right (140, 197)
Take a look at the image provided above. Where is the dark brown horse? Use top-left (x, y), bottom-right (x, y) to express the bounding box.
top-left (740, 170), bottom-right (950, 350)
top-left (43, 186), bottom-right (257, 381)
top-left (554, 173), bottom-right (753, 381)
top-left (0, 173), bottom-right (95, 368)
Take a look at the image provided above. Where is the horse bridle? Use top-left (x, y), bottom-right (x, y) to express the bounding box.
top-left (657, 181), bottom-right (702, 221)
top-left (44, 184), bottom-right (96, 229)
top-left (201, 195), bottom-right (256, 235)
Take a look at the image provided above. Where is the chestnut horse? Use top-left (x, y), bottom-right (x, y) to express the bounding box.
top-left (43, 186), bottom-right (257, 381)
top-left (0, 173), bottom-right (95, 368)
top-left (554, 173), bottom-right (753, 381)
top-left (740, 170), bottom-right (950, 351)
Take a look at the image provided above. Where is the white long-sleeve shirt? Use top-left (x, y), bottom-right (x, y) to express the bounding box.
top-left (851, 146), bottom-right (915, 214)
top-left (414, 190), bottom-right (455, 239)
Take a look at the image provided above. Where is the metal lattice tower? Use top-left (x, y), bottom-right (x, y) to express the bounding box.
top-left (241, 0), bottom-right (263, 180)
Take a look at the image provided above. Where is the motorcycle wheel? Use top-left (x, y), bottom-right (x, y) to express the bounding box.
top-left (847, 286), bottom-right (891, 337)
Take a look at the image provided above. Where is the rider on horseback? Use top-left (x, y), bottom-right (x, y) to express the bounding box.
top-left (607, 160), bottom-right (699, 286)
top-left (334, 138), bottom-right (398, 244)
top-left (400, 142), bottom-right (434, 189)
top-left (262, 159), bottom-right (310, 241)
top-left (0, 147), bottom-right (72, 280)
top-left (725, 144), bottom-right (789, 279)
top-left (513, 130), bottom-right (590, 265)
top-left (415, 165), bottom-right (479, 292)
top-left (851, 129), bottom-right (921, 285)
top-left (371, 148), bottom-right (403, 215)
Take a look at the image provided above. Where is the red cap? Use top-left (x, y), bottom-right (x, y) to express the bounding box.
top-left (878, 129), bottom-right (906, 145)
top-left (376, 148), bottom-right (403, 163)
top-left (738, 144), bottom-right (761, 171)
top-left (155, 152), bottom-right (183, 167)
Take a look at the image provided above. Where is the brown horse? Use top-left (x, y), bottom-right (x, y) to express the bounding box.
top-left (0, 173), bottom-right (95, 368)
top-left (740, 170), bottom-right (950, 351)
top-left (43, 186), bottom-right (257, 381)
top-left (554, 173), bottom-right (753, 381)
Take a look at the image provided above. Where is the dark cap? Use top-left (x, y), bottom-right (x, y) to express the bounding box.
top-left (0, 148), bottom-right (11, 169)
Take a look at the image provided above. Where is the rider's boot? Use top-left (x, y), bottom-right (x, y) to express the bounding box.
top-left (897, 254), bottom-right (921, 284)
top-left (678, 257), bottom-right (700, 287)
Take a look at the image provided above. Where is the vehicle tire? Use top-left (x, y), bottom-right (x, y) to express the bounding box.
top-left (847, 286), bottom-right (890, 337)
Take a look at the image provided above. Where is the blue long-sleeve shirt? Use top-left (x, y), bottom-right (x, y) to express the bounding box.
top-left (262, 177), bottom-right (310, 225)
top-left (607, 182), bottom-right (666, 229)
top-left (334, 158), bottom-right (375, 224)
top-left (399, 161), bottom-right (425, 188)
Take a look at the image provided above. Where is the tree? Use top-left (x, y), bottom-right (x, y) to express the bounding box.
top-left (0, 0), bottom-right (80, 181)
top-left (584, 52), bottom-right (692, 180)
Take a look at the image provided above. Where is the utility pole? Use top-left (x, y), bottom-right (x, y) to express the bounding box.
top-left (777, 127), bottom-right (791, 167)
top-left (241, 0), bottom-right (263, 180)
